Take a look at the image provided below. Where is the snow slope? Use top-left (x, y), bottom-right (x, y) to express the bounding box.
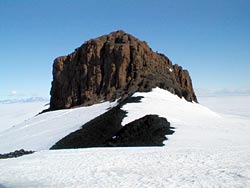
top-left (0, 88), bottom-right (250, 188)
top-left (121, 88), bottom-right (250, 148)
top-left (0, 101), bottom-right (117, 153)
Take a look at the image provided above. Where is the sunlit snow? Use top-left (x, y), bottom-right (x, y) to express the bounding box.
top-left (0, 88), bottom-right (250, 188)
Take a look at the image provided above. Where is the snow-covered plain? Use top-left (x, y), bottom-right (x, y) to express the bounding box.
top-left (0, 88), bottom-right (250, 188)
top-left (199, 95), bottom-right (250, 118)
top-left (0, 102), bottom-right (48, 132)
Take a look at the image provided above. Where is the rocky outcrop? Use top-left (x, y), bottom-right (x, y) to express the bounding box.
top-left (50, 30), bottom-right (197, 110)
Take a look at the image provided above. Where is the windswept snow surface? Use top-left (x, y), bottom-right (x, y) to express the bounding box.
top-left (1, 88), bottom-right (250, 188)
top-left (0, 101), bottom-right (117, 153)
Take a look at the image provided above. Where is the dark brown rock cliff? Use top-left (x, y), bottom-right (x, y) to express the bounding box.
top-left (50, 30), bottom-right (197, 110)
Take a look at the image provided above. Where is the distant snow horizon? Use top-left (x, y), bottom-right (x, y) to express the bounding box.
top-left (1, 88), bottom-right (250, 104)
top-left (0, 97), bottom-right (49, 104)
top-left (195, 87), bottom-right (250, 97)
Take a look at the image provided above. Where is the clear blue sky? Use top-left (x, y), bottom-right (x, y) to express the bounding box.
top-left (1, 0), bottom-right (250, 99)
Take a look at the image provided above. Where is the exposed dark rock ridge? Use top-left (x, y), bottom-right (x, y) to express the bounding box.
top-left (50, 30), bottom-right (197, 110)
top-left (50, 96), bottom-right (174, 149)
top-left (50, 96), bottom-right (140, 149)
top-left (105, 115), bottom-right (174, 147)
top-left (0, 149), bottom-right (34, 159)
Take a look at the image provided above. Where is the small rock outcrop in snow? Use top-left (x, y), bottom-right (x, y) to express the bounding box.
top-left (50, 30), bottom-right (197, 110)
top-left (0, 149), bottom-right (34, 159)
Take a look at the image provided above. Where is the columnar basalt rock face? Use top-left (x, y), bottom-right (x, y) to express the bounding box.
top-left (50, 30), bottom-right (197, 110)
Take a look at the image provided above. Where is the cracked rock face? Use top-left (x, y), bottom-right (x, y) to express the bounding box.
top-left (50, 30), bottom-right (197, 110)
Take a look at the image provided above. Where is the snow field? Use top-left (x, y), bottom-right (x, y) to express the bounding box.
top-left (0, 88), bottom-right (250, 187)
top-left (0, 147), bottom-right (250, 188)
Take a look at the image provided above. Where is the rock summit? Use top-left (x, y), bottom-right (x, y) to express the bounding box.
top-left (50, 30), bottom-right (197, 110)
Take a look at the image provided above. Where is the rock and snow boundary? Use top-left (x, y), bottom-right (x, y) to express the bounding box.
top-left (50, 93), bottom-right (175, 149)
